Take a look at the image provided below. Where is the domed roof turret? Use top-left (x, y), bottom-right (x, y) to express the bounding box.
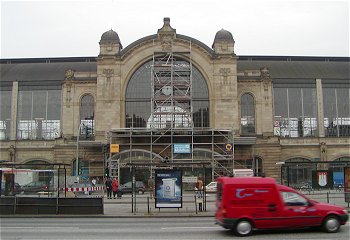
top-left (212, 29), bottom-right (234, 47)
top-left (99, 29), bottom-right (122, 46)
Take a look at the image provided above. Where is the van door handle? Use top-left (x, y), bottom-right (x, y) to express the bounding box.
top-left (268, 204), bottom-right (276, 212)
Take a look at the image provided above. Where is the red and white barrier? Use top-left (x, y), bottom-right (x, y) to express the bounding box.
top-left (61, 186), bottom-right (105, 192)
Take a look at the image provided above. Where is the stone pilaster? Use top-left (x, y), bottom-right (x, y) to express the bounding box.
top-left (10, 81), bottom-right (18, 140)
top-left (316, 78), bottom-right (325, 137)
top-left (212, 57), bottom-right (238, 132)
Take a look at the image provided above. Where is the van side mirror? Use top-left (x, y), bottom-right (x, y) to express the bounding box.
top-left (308, 201), bottom-right (314, 207)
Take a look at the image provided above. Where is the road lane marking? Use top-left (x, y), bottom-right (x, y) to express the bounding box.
top-left (161, 226), bottom-right (220, 230)
top-left (2, 227), bottom-right (79, 229)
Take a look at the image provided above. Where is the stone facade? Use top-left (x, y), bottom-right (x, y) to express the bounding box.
top-left (0, 18), bottom-right (349, 182)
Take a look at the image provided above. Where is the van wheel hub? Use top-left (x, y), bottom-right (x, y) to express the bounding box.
top-left (236, 221), bottom-right (252, 235)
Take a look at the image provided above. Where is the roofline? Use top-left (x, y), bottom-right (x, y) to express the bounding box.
top-left (238, 55), bottom-right (350, 62)
top-left (0, 56), bottom-right (97, 64)
top-left (1, 55), bottom-right (349, 64)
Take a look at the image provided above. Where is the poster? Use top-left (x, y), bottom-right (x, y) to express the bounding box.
top-left (155, 169), bottom-right (182, 208)
top-left (344, 167), bottom-right (350, 203)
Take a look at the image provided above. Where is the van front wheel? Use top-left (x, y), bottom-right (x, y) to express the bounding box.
top-left (234, 219), bottom-right (253, 237)
top-left (322, 215), bottom-right (340, 233)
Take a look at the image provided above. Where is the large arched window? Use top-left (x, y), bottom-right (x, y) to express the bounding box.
top-left (80, 94), bottom-right (95, 137)
top-left (240, 93), bottom-right (255, 135)
top-left (125, 59), bottom-right (209, 128)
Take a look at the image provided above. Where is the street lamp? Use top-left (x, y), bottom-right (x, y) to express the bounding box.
top-left (76, 123), bottom-right (85, 181)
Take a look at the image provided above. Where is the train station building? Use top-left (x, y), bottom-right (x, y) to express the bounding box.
top-left (1, 18), bottom-right (349, 185)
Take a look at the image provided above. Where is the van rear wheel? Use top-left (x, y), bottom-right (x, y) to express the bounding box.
top-left (233, 219), bottom-right (253, 237)
top-left (322, 215), bottom-right (340, 233)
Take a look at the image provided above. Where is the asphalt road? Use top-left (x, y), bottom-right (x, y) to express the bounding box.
top-left (1, 217), bottom-right (349, 240)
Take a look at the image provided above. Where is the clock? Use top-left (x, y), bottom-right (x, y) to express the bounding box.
top-left (162, 86), bottom-right (173, 95)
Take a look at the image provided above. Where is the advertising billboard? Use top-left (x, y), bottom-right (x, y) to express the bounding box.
top-left (345, 167), bottom-right (350, 202)
top-left (155, 169), bottom-right (182, 208)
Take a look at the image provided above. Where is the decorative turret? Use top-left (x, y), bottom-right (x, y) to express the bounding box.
top-left (99, 29), bottom-right (122, 55)
top-left (212, 29), bottom-right (235, 55)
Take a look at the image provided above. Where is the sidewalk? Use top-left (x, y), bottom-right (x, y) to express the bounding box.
top-left (103, 192), bottom-right (216, 217)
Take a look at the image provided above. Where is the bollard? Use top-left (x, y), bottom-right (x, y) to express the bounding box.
top-left (194, 195), bottom-right (198, 214)
top-left (147, 196), bottom-right (150, 214)
top-left (327, 192), bottom-right (329, 203)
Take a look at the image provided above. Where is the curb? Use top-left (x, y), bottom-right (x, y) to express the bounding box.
top-left (0, 213), bottom-right (215, 218)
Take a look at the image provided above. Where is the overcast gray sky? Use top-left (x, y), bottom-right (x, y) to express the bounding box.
top-left (1, 0), bottom-right (349, 58)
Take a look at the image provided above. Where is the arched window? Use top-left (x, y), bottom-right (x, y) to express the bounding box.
top-left (125, 59), bottom-right (209, 128)
top-left (240, 93), bottom-right (255, 135)
top-left (80, 94), bottom-right (95, 137)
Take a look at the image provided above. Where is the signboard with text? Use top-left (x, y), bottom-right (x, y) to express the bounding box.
top-left (173, 143), bottom-right (191, 154)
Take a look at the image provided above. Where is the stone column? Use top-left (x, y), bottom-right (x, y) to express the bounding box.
top-left (10, 81), bottom-right (18, 140)
top-left (316, 79), bottom-right (325, 137)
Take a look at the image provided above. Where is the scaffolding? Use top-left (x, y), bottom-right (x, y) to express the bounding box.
top-left (107, 128), bottom-right (234, 182)
top-left (150, 40), bottom-right (193, 129)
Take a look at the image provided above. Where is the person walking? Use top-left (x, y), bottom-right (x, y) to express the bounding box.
top-left (148, 176), bottom-right (155, 199)
top-left (112, 178), bottom-right (119, 199)
top-left (105, 177), bottom-right (112, 199)
top-left (196, 177), bottom-right (204, 211)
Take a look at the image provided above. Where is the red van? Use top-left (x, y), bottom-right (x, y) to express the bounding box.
top-left (216, 177), bottom-right (348, 236)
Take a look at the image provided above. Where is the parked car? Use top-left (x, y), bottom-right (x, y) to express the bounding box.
top-left (1, 182), bottom-right (22, 196)
top-left (21, 181), bottom-right (51, 194)
top-left (216, 177), bottom-right (348, 237)
top-left (116, 181), bottom-right (145, 196)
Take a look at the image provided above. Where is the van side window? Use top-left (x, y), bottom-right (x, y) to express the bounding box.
top-left (280, 191), bottom-right (308, 206)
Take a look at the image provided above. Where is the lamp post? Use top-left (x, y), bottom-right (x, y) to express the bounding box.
top-left (76, 123), bottom-right (84, 181)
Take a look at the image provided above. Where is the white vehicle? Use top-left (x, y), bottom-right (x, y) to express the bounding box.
top-left (205, 181), bottom-right (217, 192)
top-left (195, 181), bottom-right (217, 192)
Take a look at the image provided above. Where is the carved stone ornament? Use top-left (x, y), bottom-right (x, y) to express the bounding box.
top-left (219, 68), bottom-right (231, 85)
top-left (260, 67), bottom-right (271, 81)
top-left (103, 69), bottom-right (114, 79)
top-left (160, 34), bottom-right (173, 51)
top-left (64, 69), bottom-right (75, 80)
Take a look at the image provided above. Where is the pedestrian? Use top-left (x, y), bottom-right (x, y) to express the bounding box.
top-left (105, 177), bottom-right (112, 199)
top-left (91, 177), bottom-right (97, 186)
top-left (148, 176), bottom-right (155, 199)
top-left (112, 178), bottom-right (118, 199)
top-left (196, 177), bottom-right (204, 211)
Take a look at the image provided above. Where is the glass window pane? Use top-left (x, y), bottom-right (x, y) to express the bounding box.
top-left (288, 88), bottom-right (302, 118)
top-left (33, 91), bottom-right (47, 119)
top-left (274, 88), bottom-right (288, 117)
top-left (47, 90), bottom-right (61, 120)
top-left (80, 94), bottom-right (94, 120)
top-left (241, 93), bottom-right (255, 134)
top-left (18, 91), bottom-right (32, 120)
